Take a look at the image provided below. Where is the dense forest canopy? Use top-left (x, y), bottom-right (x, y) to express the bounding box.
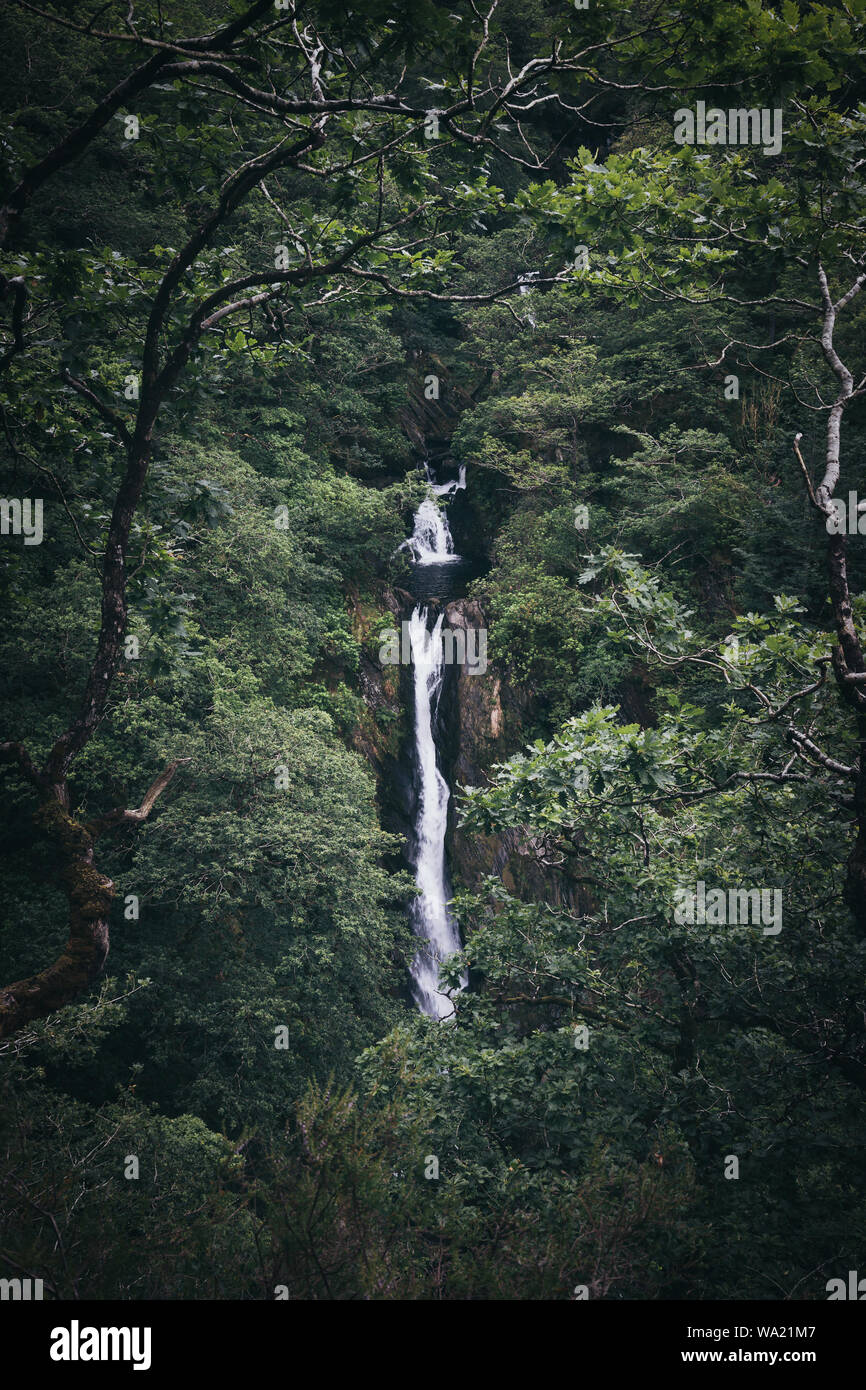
top-left (1, 0), bottom-right (865, 1302)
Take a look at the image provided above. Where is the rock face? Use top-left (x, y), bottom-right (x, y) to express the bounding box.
top-left (445, 598), bottom-right (505, 783)
top-left (348, 581), bottom-right (589, 920)
top-left (346, 583), bottom-right (414, 856)
top-left (353, 648), bottom-right (402, 774)
top-left (443, 598), bottom-right (582, 913)
top-left (400, 359), bottom-right (477, 454)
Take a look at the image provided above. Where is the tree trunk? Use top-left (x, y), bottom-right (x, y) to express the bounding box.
top-left (0, 797), bottom-right (113, 1038)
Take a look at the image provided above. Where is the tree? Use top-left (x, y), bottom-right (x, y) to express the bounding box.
top-left (519, 5), bottom-right (866, 924)
top-left (2, 0), bottom-right (686, 1036)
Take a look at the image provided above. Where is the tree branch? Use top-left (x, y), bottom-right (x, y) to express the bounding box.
top-left (61, 369), bottom-right (131, 449)
top-left (86, 757), bottom-right (190, 837)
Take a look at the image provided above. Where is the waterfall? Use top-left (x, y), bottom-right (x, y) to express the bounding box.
top-left (403, 460), bottom-right (466, 1018)
top-left (400, 462), bottom-right (462, 565)
top-left (431, 464), bottom-right (467, 499)
top-left (407, 608), bottom-right (463, 1017)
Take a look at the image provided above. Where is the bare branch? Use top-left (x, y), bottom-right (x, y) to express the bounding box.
top-left (87, 758), bottom-right (190, 837)
top-left (793, 432), bottom-right (819, 509)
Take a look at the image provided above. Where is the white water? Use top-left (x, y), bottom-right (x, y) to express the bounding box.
top-left (401, 463), bottom-right (463, 565)
top-left (407, 608), bottom-right (463, 1017)
top-left (404, 462), bottom-right (466, 1018)
top-left (431, 464), bottom-right (466, 499)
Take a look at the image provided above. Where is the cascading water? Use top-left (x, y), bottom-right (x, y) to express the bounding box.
top-left (403, 462), bottom-right (466, 1019)
top-left (407, 607), bottom-right (462, 1017)
top-left (400, 462), bottom-right (464, 566)
top-left (431, 464), bottom-right (467, 500)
